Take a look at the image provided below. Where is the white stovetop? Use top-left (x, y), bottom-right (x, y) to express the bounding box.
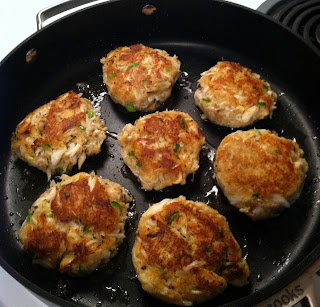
top-left (0, 0), bottom-right (268, 306)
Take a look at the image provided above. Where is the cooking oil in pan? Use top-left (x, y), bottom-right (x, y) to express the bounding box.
top-left (106, 130), bottom-right (118, 140)
top-left (126, 199), bottom-right (138, 233)
top-left (102, 286), bottom-right (130, 305)
top-left (76, 82), bottom-right (108, 119)
top-left (179, 71), bottom-right (193, 94)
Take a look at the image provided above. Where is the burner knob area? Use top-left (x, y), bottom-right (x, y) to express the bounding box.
top-left (258, 0), bottom-right (320, 53)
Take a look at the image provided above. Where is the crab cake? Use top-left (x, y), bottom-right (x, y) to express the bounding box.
top-left (194, 61), bottom-right (277, 128)
top-left (11, 91), bottom-right (107, 179)
top-left (214, 129), bottom-right (308, 220)
top-left (118, 111), bottom-right (205, 190)
top-left (18, 172), bottom-right (131, 276)
top-left (132, 196), bottom-right (249, 306)
top-left (101, 44), bottom-right (181, 112)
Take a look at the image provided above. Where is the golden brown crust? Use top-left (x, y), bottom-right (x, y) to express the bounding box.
top-left (132, 197), bottom-right (249, 305)
top-left (14, 92), bottom-right (85, 149)
top-left (214, 129), bottom-right (308, 220)
top-left (195, 61), bottom-right (277, 128)
top-left (11, 91), bottom-right (107, 178)
top-left (118, 111), bottom-right (205, 190)
top-left (200, 62), bottom-right (274, 111)
top-left (18, 172), bottom-right (130, 276)
top-left (24, 212), bottom-right (67, 257)
top-left (35, 92), bottom-right (86, 147)
top-left (101, 44), bottom-right (181, 111)
top-left (51, 177), bottom-right (118, 232)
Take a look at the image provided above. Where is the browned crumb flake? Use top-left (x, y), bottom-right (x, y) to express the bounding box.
top-left (142, 5), bottom-right (157, 15)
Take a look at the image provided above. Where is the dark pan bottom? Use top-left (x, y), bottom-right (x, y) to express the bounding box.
top-left (1, 40), bottom-right (320, 307)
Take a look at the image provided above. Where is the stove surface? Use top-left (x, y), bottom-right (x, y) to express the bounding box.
top-left (258, 0), bottom-right (320, 54)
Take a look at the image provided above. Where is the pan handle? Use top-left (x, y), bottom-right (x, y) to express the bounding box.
top-left (255, 257), bottom-right (320, 307)
top-left (36, 0), bottom-right (115, 30)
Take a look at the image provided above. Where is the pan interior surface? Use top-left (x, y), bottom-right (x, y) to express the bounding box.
top-left (0, 0), bottom-right (320, 306)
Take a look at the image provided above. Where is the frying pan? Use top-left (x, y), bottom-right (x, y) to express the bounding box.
top-left (0, 0), bottom-right (320, 306)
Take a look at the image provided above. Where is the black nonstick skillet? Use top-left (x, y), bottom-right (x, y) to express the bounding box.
top-left (0, 0), bottom-right (320, 306)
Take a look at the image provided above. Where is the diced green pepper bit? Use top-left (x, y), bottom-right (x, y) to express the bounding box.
top-left (55, 168), bottom-right (64, 175)
top-left (256, 130), bottom-right (262, 136)
top-left (83, 224), bottom-right (91, 232)
top-left (274, 149), bottom-right (279, 154)
top-left (78, 264), bottom-right (86, 273)
top-left (159, 268), bottom-right (166, 276)
top-left (108, 72), bottom-right (117, 79)
top-left (202, 98), bottom-right (210, 103)
top-left (12, 133), bottom-right (19, 141)
top-left (168, 211), bottom-right (180, 225)
top-left (57, 184), bottom-right (62, 190)
top-left (27, 213), bottom-right (33, 223)
top-left (257, 101), bottom-right (267, 107)
top-left (79, 124), bottom-right (86, 130)
top-left (136, 162), bottom-right (143, 167)
top-left (87, 110), bottom-right (94, 118)
top-left (125, 103), bottom-right (136, 112)
top-left (173, 143), bottom-right (180, 153)
top-left (29, 156), bottom-right (35, 161)
top-left (127, 62), bottom-right (139, 70)
top-left (298, 184), bottom-right (304, 193)
top-left (111, 201), bottom-right (121, 210)
top-left (165, 66), bottom-right (172, 72)
top-left (44, 144), bottom-right (51, 150)
top-left (263, 84), bottom-right (269, 91)
top-left (47, 211), bottom-right (54, 218)
top-left (251, 193), bottom-right (260, 198)
top-left (128, 151), bottom-right (135, 157)
top-left (180, 118), bottom-right (187, 130)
